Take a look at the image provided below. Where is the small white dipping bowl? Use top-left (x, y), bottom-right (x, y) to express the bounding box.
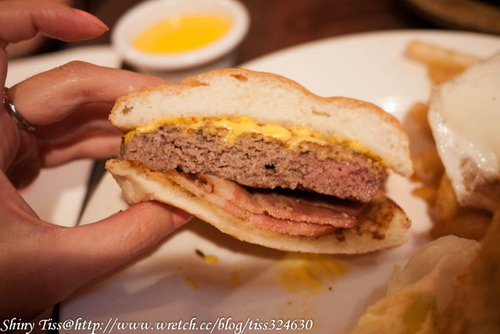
top-left (112, 0), bottom-right (250, 82)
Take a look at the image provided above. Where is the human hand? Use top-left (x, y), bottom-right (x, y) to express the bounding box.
top-left (0, 0), bottom-right (192, 320)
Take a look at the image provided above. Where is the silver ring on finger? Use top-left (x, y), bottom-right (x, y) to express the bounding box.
top-left (3, 87), bottom-right (37, 132)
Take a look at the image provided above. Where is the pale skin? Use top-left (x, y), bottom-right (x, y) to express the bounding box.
top-left (0, 0), bottom-right (192, 320)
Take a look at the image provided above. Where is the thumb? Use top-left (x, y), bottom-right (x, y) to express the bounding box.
top-left (51, 201), bottom-right (192, 294)
top-left (2, 201), bottom-right (191, 320)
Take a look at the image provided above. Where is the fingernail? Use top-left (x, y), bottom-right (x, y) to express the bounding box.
top-left (173, 210), bottom-right (194, 228)
top-left (72, 8), bottom-right (109, 31)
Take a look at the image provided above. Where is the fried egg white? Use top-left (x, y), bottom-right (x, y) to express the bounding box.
top-left (428, 51), bottom-right (500, 211)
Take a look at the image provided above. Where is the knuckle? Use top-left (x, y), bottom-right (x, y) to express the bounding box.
top-left (122, 206), bottom-right (165, 253)
top-left (55, 60), bottom-right (93, 78)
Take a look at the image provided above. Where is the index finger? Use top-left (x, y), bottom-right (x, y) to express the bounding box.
top-left (8, 61), bottom-right (167, 126)
top-left (0, 0), bottom-right (108, 87)
top-left (0, 0), bottom-right (108, 45)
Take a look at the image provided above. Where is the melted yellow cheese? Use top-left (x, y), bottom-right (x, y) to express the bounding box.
top-left (123, 117), bottom-right (206, 143)
top-left (123, 116), bottom-right (374, 159)
top-left (184, 277), bottom-right (199, 290)
top-left (289, 126), bottom-right (327, 146)
top-left (202, 255), bottom-right (219, 265)
top-left (278, 253), bottom-right (349, 294)
top-left (134, 15), bottom-right (231, 54)
top-left (213, 117), bottom-right (292, 142)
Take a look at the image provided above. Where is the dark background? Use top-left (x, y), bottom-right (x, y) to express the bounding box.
top-left (71, 0), bottom-right (432, 64)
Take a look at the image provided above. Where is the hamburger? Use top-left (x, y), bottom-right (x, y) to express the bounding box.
top-left (106, 68), bottom-right (412, 254)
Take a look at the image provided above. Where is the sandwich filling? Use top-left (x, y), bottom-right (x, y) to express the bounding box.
top-left (120, 117), bottom-right (389, 239)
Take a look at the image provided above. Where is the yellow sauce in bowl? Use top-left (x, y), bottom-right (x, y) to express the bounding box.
top-left (134, 14), bottom-right (232, 54)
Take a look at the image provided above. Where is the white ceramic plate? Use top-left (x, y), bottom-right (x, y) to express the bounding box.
top-left (11, 45), bottom-right (120, 227)
top-left (61, 31), bottom-right (500, 333)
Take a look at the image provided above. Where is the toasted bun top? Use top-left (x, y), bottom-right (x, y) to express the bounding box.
top-left (110, 68), bottom-right (412, 176)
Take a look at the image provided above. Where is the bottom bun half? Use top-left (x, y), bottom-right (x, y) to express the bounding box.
top-left (106, 159), bottom-right (411, 254)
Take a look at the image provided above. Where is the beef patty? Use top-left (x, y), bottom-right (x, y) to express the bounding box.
top-left (121, 125), bottom-right (386, 202)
